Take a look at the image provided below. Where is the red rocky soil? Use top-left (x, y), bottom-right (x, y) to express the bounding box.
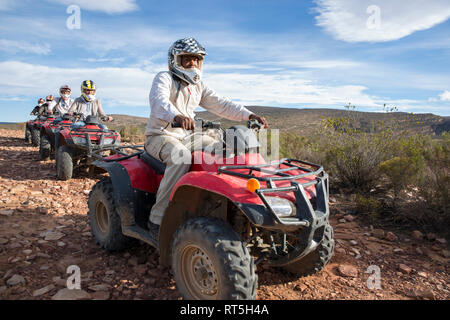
top-left (0, 129), bottom-right (449, 300)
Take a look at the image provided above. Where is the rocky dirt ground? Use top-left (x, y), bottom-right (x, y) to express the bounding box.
top-left (0, 129), bottom-right (449, 300)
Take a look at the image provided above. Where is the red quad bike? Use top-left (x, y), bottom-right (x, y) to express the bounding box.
top-left (88, 119), bottom-right (334, 300)
top-left (39, 113), bottom-right (77, 161)
top-left (25, 116), bottom-right (39, 144)
top-left (28, 113), bottom-right (56, 147)
top-left (56, 114), bottom-right (120, 180)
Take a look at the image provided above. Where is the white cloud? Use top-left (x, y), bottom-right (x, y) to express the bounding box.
top-left (203, 72), bottom-right (378, 108)
top-left (267, 59), bottom-right (364, 69)
top-left (439, 90), bottom-right (450, 101)
top-left (47, 0), bottom-right (138, 14)
top-left (0, 39), bottom-right (51, 55)
top-left (314, 0), bottom-right (450, 42)
top-left (0, 61), bottom-right (154, 107)
top-left (0, 60), bottom-right (380, 111)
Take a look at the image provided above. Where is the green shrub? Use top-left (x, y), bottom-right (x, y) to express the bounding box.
top-left (379, 134), bottom-right (426, 201)
top-left (278, 131), bottom-right (322, 163)
top-left (318, 107), bottom-right (395, 193)
top-left (417, 132), bottom-right (449, 226)
top-left (114, 125), bottom-right (145, 143)
top-left (354, 194), bottom-right (383, 225)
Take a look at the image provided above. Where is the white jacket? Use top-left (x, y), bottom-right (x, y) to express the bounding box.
top-left (145, 71), bottom-right (253, 140)
top-left (52, 97), bottom-right (74, 115)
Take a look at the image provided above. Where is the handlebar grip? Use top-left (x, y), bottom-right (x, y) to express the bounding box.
top-left (247, 119), bottom-right (263, 129)
top-left (171, 122), bottom-right (182, 128)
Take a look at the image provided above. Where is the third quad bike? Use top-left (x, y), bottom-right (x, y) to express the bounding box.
top-left (87, 119), bottom-right (334, 300)
top-left (25, 117), bottom-right (39, 144)
top-left (39, 113), bottom-right (77, 161)
top-left (55, 115), bottom-right (120, 180)
top-left (28, 114), bottom-right (56, 147)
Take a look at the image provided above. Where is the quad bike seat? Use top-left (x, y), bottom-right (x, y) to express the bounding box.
top-left (141, 151), bottom-right (166, 175)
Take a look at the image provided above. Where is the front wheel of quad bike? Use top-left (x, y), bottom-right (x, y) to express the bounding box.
top-left (39, 135), bottom-right (51, 161)
top-left (281, 223), bottom-right (335, 276)
top-left (171, 217), bottom-right (258, 300)
top-left (56, 145), bottom-right (73, 180)
top-left (25, 127), bottom-right (31, 144)
top-left (88, 178), bottom-right (137, 251)
top-left (31, 129), bottom-right (40, 147)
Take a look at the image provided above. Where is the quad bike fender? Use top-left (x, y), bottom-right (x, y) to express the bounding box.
top-left (169, 171), bottom-right (264, 205)
top-left (92, 159), bottom-right (157, 228)
top-left (56, 131), bottom-right (70, 147)
top-left (158, 172), bottom-right (284, 266)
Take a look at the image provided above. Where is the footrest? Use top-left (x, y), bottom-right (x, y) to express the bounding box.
top-left (122, 225), bottom-right (158, 248)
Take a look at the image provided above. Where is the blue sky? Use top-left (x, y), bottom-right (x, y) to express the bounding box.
top-left (0, 0), bottom-right (450, 122)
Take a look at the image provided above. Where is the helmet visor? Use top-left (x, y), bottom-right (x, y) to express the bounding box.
top-left (176, 54), bottom-right (203, 71)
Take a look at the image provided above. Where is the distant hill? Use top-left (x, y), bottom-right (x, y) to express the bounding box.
top-left (3, 106), bottom-right (448, 136)
top-left (110, 106), bottom-right (450, 137)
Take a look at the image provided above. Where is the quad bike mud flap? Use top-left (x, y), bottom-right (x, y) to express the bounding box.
top-left (92, 160), bottom-right (158, 249)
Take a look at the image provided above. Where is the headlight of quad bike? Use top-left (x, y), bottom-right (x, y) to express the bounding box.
top-left (265, 196), bottom-right (297, 218)
top-left (72, 136), bottom-right (87, 145)
top-left (103, 138), bottom-right (115, 145)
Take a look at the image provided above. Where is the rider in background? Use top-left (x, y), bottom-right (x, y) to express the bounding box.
top-left (37, 95), bottom-right (55, 116)
top-left (52, 85), bottom-right (74, 117)
top-left (68, 80), bottom-right (113, 129)
top-left (30, 98), bottom-right (45, 116)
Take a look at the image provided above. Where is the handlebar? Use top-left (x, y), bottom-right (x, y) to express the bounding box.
top-left (171, 118), bottom-right (220, 129)
top-left (100, 116), bottom-right (114, 122)
top-left (247, 119), bottom-right (263, 130)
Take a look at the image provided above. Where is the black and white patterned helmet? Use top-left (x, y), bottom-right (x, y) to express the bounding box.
top-left (168, 37), bottom-right (207, 85)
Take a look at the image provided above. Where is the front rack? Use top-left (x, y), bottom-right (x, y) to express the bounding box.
top-left (218, 158), bottom-right (325, 190)
top-left (218, 158), bottom-right (329, 229)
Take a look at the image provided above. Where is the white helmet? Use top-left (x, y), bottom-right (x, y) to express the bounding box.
top-left (59, 84), bottom-right (71, 100)
top-left (168, 37), bottom-right (206, 85)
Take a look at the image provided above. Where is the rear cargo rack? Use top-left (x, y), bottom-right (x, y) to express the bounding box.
top-left (90, 145), bottom-right (145, 162)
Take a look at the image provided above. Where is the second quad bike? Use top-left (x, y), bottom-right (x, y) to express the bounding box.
top-left (87, 119), bottom-right (334, 300)
top-left (39, 113), bottom-right (77, 161)
top-left (55, 115), bottom-right (120, 180)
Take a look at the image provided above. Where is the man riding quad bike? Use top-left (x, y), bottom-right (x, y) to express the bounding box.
top-left (25, 98), bottom-right (45, 144)
top-left (88, 38), bottom-right (333, 299)
top-left (28, 111), bottom-right (57, 147)
top-left (55, 113), bottom-right (120, 180)
top-left (55, 80), bottom-right (117, 180)
top-left (87, 118), bottom-right (334, 300)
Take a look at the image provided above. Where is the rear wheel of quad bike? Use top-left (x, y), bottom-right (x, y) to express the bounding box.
top-left (56, 145), bottom-right (73, 180)
top-left (39, 135), bottom-right (51, 161)
top-left (88, 178), bottom-right (137, 251)
top-left (171, 217), bottom-right (257, 300)
top-left (25, 127), bottom-right (31, 144)
top-left (281, 223), bottom-right (335, 276)
top-left (31, 129), bottom-right (40, 147)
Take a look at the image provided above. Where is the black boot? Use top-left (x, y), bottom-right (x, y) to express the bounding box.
top-left (147, 221), bottom-right (160, 241)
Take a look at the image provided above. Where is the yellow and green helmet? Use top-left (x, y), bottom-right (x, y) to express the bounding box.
top-left (81, 80), bottom-right (97, 101)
